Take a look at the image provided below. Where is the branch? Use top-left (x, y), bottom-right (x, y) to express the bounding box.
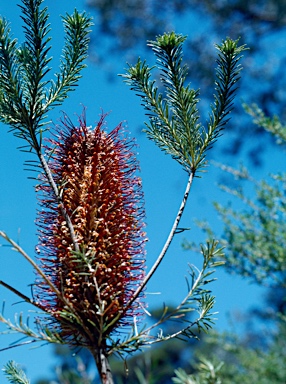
top-left (124, 171), bottom-right (194, 310)
top-left (45, 9), bottom-right (92, 109)
top-left (0, 231), bottom-right (74, 313)
top-left (3, 361), bottom-right (30, 384)
top-left (90, 349), bottom-right (114, 384)
top-left (0, 231), bottom-right (98, 348)
top-left (0, 2), bottom-right (92, 253)
top-left (0, 311), bottom-right (64, 346)
top-left (109, 240), bottom-right (224, 355)
top-left (37, 151), bottom-right (79, 252)
top-left (0, 280), bottom-right (41, 310)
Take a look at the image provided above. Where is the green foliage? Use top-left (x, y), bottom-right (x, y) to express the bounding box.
top-left (214, 172), bottom-right (286, 286)
top-left (105, 240), bottom-right (224, 357)
top-left (47, 9), bottom-right (92, 108)
top-left (178, 101), bottom-right (286, 384)
top-left (172, 359), bottom-right (223, 384)
top-left (111, 340), bottom-right (194, 384)
top-left (216, 105), bottom-right (286, 284)
top-left (122, 32), bottom-right (246, 173)
top-left (244, 103), bottom-right (286, 145)
top-left (0, 307), bottom-right (64, 347)
top-left (2, 361), bottom-right (30, 384)
top-left (183, 104), bottom-right (286, 286)
top-left (182, 167), bottom-right (286, 286)
top-left (88, 0), bottom-right (286, 164)
top-left (0, 0), bottom-right (92, 152)
top-left (191, 323), bottom-right (286, 384)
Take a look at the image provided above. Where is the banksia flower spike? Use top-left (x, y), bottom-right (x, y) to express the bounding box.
top-left (35, 112), bottom-right (146, 358)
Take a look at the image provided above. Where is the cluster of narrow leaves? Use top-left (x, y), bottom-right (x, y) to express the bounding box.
top-left (104, 240), bottom-right (225, 357)
top-left (0, 0), bottom-right (92, 151)
top-left (3, 361), bottom-right (30, 384)
top-left (122, 32), bottom-right (246, 174)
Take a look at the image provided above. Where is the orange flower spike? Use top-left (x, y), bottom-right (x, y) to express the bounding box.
top-left (36, 112), bottom-right (147, 349)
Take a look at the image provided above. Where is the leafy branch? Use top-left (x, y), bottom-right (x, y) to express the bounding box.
top-left (0, 231), bottom-right (99, 349)
top-left (0, 311), bottom-right (64, 350)
top-left (108, 241), bottom-right (224, 356)
top-left (122, 32), bottom-right (246, 173)
top-left (142, 241), bottom-right (225, 344)
top-left (2, 361), bottom-right (30, 384)
top-left (0, 0), bottom-right (92, 251)
top-left (121, 32), bottom-right (246, 319)
top-left (46, 9), bottom-right (92, 109)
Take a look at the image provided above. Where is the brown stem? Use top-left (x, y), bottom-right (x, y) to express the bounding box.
top-left (90, 348), bottom-right (114, 384)
top-left (0, 279), bottom-right (42, 310)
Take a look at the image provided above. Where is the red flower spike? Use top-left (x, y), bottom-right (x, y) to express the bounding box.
top-left (35, 112), bottom-right (146, 348)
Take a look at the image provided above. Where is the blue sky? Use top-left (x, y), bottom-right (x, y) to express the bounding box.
top-left (0, 1), bottom-right (283, 382)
